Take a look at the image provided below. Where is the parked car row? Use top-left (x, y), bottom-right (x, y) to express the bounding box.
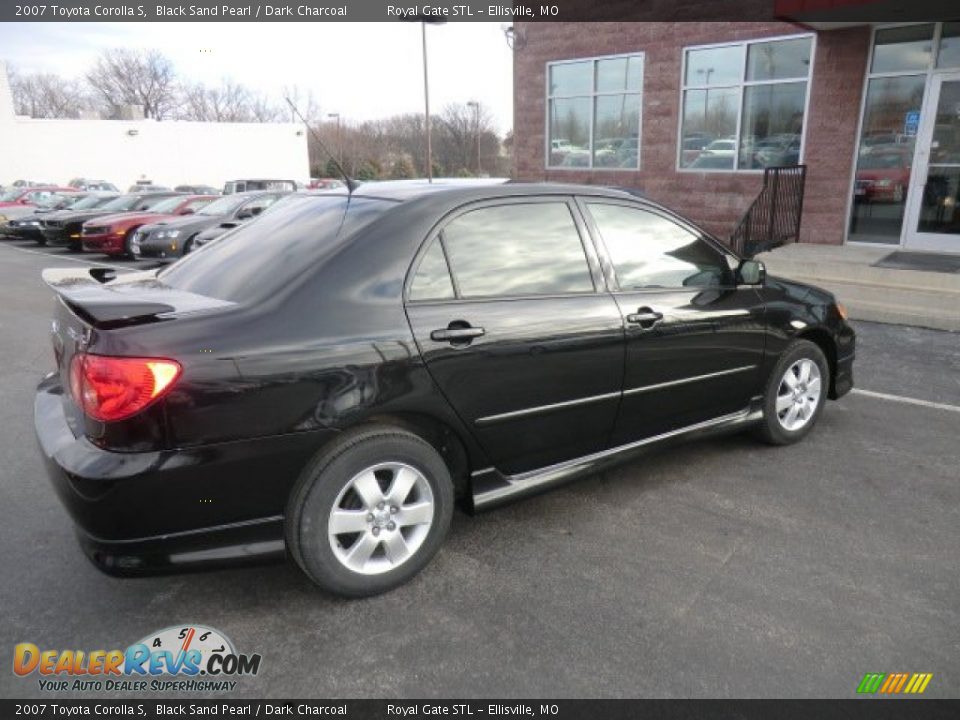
top-left (0, 185), bottom-right (299, 260)
top-left (132, 191), bottom-right (289, 259)
top-left (680, 133), bottom-right (802, 169)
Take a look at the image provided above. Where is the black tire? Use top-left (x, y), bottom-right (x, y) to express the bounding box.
top-left (182, 235), bottom-right (197, 256)
top-left (755, 339), bottom-right (830, 446)
top-left (285, 425), bottom-right (454, 597)
top-left (122, 229), bottom-right (138, 259)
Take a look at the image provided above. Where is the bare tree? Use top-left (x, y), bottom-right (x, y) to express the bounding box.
top-left (247, 92), bottom-right (282, 122)
top-left (283, 84), bottom-right (321, 123)
top-left (8, 66), bottom-right (89, 118)
top-left (179, 79), bottom-right (254, 122)
top-left (435, 102), bottom-right (498, 176)
top-left (86, 49), bottom-right (177, 119)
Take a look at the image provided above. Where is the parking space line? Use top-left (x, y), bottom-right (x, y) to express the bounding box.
top-left (0, 241), bottom-right (138, 272)
top-left (852, 388), bottom-right (960, 414)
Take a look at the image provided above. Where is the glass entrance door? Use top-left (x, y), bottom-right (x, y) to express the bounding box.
top-left (904, 72), bottom-right (960, 252)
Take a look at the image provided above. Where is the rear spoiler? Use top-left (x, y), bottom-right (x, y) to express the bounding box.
top-left (41, 267), bottom-right (235, 327)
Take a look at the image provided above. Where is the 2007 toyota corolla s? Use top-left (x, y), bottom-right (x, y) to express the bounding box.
top-left (34, 180), bottom-right (855, 597)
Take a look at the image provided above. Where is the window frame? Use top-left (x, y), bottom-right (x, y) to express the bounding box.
top-left (404, 196), bottom-right (606, 305)
top-left (676, 32), bottom-right (817, 174)
top-left (545, 52), bottom-right (645, 172)
top-left (575, 196), bottom-right (739, 292)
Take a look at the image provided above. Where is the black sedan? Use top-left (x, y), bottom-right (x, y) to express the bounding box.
top-left (35, 180), bottom-right (855, 598)
top-left (132, 191), bottom-right (288, 260)
top-left (2, 193), bottom-right (119, 243)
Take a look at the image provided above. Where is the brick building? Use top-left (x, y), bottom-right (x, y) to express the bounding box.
top-left (512, 20), bottom-right (960, 254)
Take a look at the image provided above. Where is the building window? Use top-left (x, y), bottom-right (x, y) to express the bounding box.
top-left (546, 54), bottom-right (643, 170)
top-left (678, 35), bottom-right (814, 171)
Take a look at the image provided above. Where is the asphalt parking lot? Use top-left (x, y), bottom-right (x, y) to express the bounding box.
top-left (0, 239), bottom-right (958, 699)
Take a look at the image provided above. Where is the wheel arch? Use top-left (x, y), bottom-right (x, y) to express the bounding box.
top-left (796, 327), bottom-right (839, 399)
top-left (352, 411), bottom-right (473, 502)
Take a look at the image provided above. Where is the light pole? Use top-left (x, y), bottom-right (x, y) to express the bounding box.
top-left (466, 100), bottom-right (481, 176)
top-left (414, 19), bottom-right (446, 182)
top-left (421, 23), bottom-right (433, 182)
top-left (327, 112), bottom-right (341, 167)
top-left (696, 67), bottom-right (714, 132)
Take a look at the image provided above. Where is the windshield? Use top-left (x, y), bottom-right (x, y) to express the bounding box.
top-left (0, 190), bottom-right (23, 201)
top-left (99, 195), bottom-right (140, 211)
top-left (70, 195), bottom-right (111, 210)
top-left (160, 196), bottom-right (395, 303)
top-left (198, 195), bottom-right (248, 216)
top-left (147, 196), bottom-right (185, 214)
top-left (38, 193), bottom-right (74, 208)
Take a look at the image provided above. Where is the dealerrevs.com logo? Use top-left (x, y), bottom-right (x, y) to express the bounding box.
top-left (13, 625), bottom-right (262, 693)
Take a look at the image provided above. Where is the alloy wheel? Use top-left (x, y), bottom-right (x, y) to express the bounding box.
top-left (327, 462), bottom-right (435, 575)
top-left (775, 358), bottom-right (822, 432)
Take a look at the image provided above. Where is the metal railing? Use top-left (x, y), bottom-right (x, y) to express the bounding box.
top-left (730, 165), bottom-right (807, 258)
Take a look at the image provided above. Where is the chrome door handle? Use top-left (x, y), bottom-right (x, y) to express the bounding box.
top-left (626, 308), bottom-right (663, 329)
top-left (430, 326), bottom-right (485, 343)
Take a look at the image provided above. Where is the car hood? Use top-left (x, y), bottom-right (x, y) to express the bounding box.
top-left (766, 276), bottom-right (836, 307)
top-left (50, 209), bottom-right (121, 224)
top-left (141, 213), bottom-right (224, 233)
top-left (1, 206), bottom-right (46, 220)
top-left (86, 211), bottom-right (176, 227)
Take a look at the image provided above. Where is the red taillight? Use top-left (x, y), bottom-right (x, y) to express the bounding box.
top-left (69, 354), bottom-right (181, 422)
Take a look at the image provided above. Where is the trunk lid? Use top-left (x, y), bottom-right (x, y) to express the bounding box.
top-left (44, 267), bottom-right (236, 436)
top-left (42, 267), bottom-right (235, 328)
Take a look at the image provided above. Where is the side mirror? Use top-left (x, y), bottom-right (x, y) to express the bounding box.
top-left (737, 259), bottom-right (766, 285)
top-left (236, 209), bottom-right (252, 220)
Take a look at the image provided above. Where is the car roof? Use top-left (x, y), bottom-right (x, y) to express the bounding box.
top-left (338, 179), bottom-right (646, 204)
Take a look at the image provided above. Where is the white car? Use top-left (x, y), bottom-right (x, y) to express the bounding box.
top-left (701, 139), bottom-right (737, 157)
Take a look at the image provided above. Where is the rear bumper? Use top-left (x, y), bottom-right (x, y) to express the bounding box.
top-left (74, 517), bottom-right (285, 577)
top-left (34, 373), bottom-right (328, 577)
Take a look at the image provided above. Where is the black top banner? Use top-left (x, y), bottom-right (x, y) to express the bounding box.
top-left (0, 0), bottom-right (954, 22)
top-left (3, 700), bottom-right (960, 719)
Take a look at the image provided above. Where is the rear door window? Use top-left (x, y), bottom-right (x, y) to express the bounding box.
top-left (436, 202), bottom-right (595, 299)
top-left (409, 239), bottom-right (455, 301)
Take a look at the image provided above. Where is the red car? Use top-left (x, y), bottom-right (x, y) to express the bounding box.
top-left (81, 195), bottom-right (216, 257)
top-left (0, 186), bottom-right (76, 209)
top-left (854, 148), bottom-right (912, 204)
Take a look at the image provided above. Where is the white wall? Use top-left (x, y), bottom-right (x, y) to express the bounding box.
top-left (0, 62), bottom-right (309, 189)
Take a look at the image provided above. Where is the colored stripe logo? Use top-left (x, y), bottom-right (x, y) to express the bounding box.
top-left (857, 673), bottom-right (933, 694)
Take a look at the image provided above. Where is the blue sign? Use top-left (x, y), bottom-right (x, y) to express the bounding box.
top-left (904, 110), bottom-right (920, 137)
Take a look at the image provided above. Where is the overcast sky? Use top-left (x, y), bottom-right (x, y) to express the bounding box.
top-left (0, 22), bottom-right (514, 131)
